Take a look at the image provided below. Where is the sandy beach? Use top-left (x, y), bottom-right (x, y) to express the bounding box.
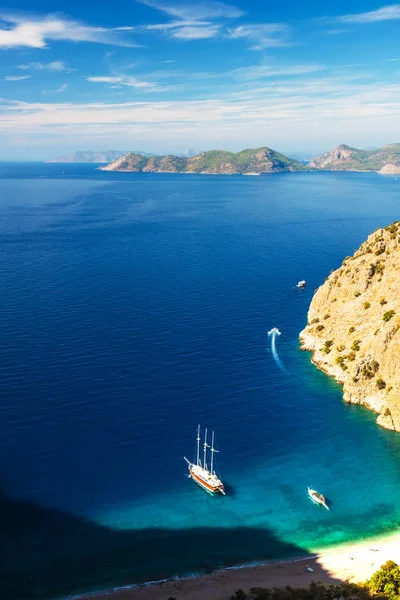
top-left (86, 531), bottom-right (400, 600)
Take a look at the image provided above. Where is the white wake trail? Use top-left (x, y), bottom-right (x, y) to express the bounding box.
top-left (267, 328), bottom-right (287, 373)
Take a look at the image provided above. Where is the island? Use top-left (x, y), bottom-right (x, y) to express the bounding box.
top-left (300, 222), bottom-right (400, 431)
top-left (100, 147), bottom-right (308, 174)
top-left (309, 143), bottom-right (400, 173)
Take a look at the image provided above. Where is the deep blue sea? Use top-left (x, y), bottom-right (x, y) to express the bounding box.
top-left (1, 162), bottom-right (400, 599)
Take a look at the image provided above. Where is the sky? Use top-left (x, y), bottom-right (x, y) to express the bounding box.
top-left (1, 0), bottom-right (400, 159)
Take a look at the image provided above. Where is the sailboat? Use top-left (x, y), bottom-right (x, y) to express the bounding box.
top-left (184, 426), bottom-right (225, 495)
top-left (308, 487), bottom-right (329, 510)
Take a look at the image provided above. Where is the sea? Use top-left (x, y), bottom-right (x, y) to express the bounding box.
top-left (1, 162), bottom-right (400, 599)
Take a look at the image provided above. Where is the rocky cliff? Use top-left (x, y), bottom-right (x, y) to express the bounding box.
top-left (379, 162), bottom-right (400, 174)
top-left (309, 143), bottom-right (400, 172)
top-left (300, 223), bottom-right (400, 431)
top-left (101, 148), bottom-right (307, 174)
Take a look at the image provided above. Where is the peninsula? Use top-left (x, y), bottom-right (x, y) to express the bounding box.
top-left (101, 147), bottom-right (307, 174)
top-left (300, 223), bottom-right (400, 431)
top-left (309, 143), bottom-right (400, 173)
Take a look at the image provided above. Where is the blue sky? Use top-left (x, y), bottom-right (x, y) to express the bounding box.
top-left (1, 0), bottom-right (400, 159)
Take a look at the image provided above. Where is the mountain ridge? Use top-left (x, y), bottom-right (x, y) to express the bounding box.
top-left (308, 143), bottom-right (400, 172)
top-left (101, 147), bottom-right (308, 174)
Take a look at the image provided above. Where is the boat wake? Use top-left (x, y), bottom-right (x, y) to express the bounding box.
top-left (267, 328), bottom-right (287, 373)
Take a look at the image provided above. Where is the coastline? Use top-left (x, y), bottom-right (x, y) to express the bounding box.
top-left (67, 530), bottom-right (400, 600)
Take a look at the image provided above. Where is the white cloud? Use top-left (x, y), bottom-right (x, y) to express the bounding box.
top-left (42, 83), bottom-right (68, 94)
top-left (231, 64), bottom-right (323, 79)
top-left (228, 24), bottom-right (291, 49)
top-left (170, 24), bottom-right (221, 39)
top-left (339, 4), bottom-right (400, 23)
top-left (17, 61), bottom-right (69, 71)
top-left (137, 0), bottom-right (244, 21)
top-left (0, 14), bottom-right (140, 49)
top-left (87, 75), bottom-right (164, 91)
top-left (4, 75), bottom-right (31, 80)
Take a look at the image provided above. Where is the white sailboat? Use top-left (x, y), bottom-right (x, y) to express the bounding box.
top-left (184, 426), bottom-right (225, 495)
top-left (308, 487), bottom-right (329, 510)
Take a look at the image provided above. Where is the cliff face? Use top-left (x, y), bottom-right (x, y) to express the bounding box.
top-left (309, 143), bottom-right (400, 172)
top-left (101, 148), bottom-right (307, 174)
top-left (300, 223), bottom-right (400, 431)
top-left (308, 144), bottom-right (368, 170)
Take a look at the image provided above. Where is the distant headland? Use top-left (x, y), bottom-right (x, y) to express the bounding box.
top-left (98, 143), bottom-right (400, 174)
top-left (300, 222), bottom-right (400, 432)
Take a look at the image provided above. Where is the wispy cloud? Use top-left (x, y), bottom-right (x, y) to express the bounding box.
top-left (228, 24), bottom-right (291, 49)
top-left (0, 14), bottom-right (141, 49)
top-left (230, 64), bottom-right (324, 79)
top-left (138, 0), bottom-right (245, 42)
top-left (137, 0), bottom-right (244, 20)
top-left (324, 28), bottom-right (348, 35)
top-left (170, 24), bottom-right (221, 39)
top-left (87, 75), bottom-right (166, 91)
top-left (4, 75), bottom-right (31, 81)
top-left (339, 4), bottom-right (400, 23)
top-left (17, 61), bottom-right (70, 71)
top-left (42, 83), bottom-right (68, 94)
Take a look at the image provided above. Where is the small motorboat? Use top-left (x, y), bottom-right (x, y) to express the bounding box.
top-left (296, 280), bottom-right (306, 288)
top-left (308, 487), bottom-right (329, 510)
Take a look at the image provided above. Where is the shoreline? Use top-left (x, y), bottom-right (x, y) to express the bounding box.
top-left (65, 529), bottom-right (400, 600)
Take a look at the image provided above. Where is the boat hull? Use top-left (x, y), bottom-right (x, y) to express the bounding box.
top-left (188, 466), bottom-right (225, 495)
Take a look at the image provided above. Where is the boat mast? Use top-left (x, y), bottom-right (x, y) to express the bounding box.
top-left (210, 431), bottom-right (215, 474)
top-left (196, 425), bottom-right (200, 466)
top-left (203, 428), bottom-right (209, 470)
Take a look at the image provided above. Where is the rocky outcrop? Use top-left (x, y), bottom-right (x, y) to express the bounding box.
top-left (379, 162), bottom-right (400, 174)
top-left (300, 223), bottom-right (400, 431)
top-left (308, 144), bottom-right (367, 170)
top-left (309, 143), bottom-right (400, 172)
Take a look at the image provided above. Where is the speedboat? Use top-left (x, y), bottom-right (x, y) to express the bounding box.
top-left (308, 487), bottom-right (329, 510)
top-left (296, 280), bottom-right (306, 288)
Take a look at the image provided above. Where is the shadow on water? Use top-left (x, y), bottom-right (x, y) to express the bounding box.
top-left (0, 489), bottom-right (339, 600)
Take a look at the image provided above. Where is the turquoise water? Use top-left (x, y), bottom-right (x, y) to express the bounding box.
top-left (1, 163), bottom-right (400, 598)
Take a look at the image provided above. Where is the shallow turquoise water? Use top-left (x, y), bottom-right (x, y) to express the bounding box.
top-left (1, 163), bottom-right (400, 598)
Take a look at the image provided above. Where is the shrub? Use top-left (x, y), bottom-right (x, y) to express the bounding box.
top-left (380, 299), bottom-right (387, 305)
top-left (322, 340), bottom-right (334, 354)
top-left (364, 302), bottom-right (371, 309)
top-left (332, 297), bottom-right (337, 302)
top-left (323, 314), bottom-right (330, 320)
top-left (376, 262), bottom-right (385, 275)
top-left (383, 310), bottom-right (395, 322)
top-left (336, 356), bottom-right (347, 370)
top-left (367, 560), bottom-right (400, 598)
top-left (375, 248), bottom-right (385, 256)
top-left (310, 318), bottom-right (320, 324)
top-left (347, 351), bottom-right (356, 361)
top-left (377, 379), bottom-right (387, 390)
top-left (352, 340), bottom-right (361, 351)
top-left (337, 344), bottom-right (345, 352)
top-left (354, 291), bottom-right (361, 297)
top-left (349, 326), bottom-right (356, 333)
top-left (316, 324), bottom-right (325, 332)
